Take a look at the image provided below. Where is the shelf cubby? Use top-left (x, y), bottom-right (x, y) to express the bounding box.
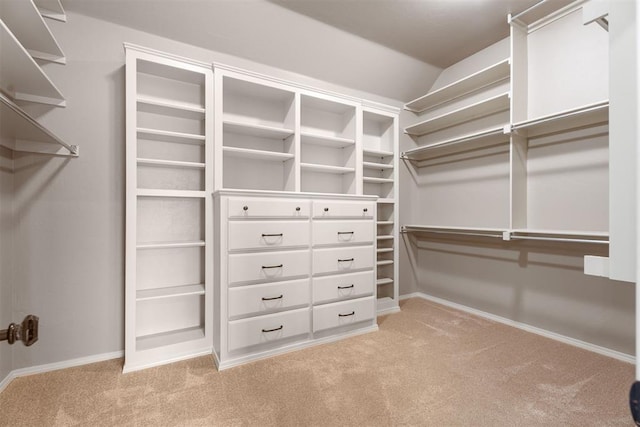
top-left (136, 326), bottom-right (205, 352)
top-left (363, 110), bottom-right (395, 153)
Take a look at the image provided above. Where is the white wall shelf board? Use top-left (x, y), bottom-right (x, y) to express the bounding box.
top-left (137, 128), bottom-right (205, 145)
top-left (300, 163), bottom-right (355, 175)
top-left (377, 248), bottom-right (394, 253)
top-left (136, 189), bottom-right (206, 198)
top-left (300, 131), bottom-right (355, 148)
top-left (136, 327), bottom-right (205, 352)
top-left (402, 127), bottom-right (509, 162)
top-left (377, 235), bottom-right (394, 240)
top-left (509, 229), bottom-right (609, 244)
top-left (404, 92), bottom-right (510, 136)
top-left (223, 146), bottom-right (294, 162)
top-left (377, 278), bottom-right (394, 286)
top-left (137, 241), bottom-right (206, 250)
top-left (402, 225), bottom-right (506, 238)
top-left (0, 92), bottom-right (77, 156)
top-left (224, 119), bottom-right (294, 140)
top-left (509, 0), bottom-right (577, 29)
top-left (363, 177), bottom-right (394, 184)
top-left (136, 284), bottom-right (205, 302)
top-left (363, 148), bottom-right (394, 158)
top-left (137, 95), bottom-right (205, 119)
top-left (0, 0), bottom-right (65, 63)
top-left (363, 162), bottom-right (393, 170)
top-left (511, 101), bottom-right (608, 138)
top-left (137, 158), bottom-right (205, 169)
top-left (0, 20), bottom-right (65, 106)
top-left (377, 221), bottom-right (394, 225)
top-left (377, 260), bottom-right (394, 266)
top-left (405, 59), bottom-right (510, 113)
top-left (376, 198), bottom-right (395, 204)
top-left (33, 0), bottom-right (65, 22)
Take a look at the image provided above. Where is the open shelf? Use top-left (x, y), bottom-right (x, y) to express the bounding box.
top-left (137, 189), bottom-right (206, 198)
top-left (403, 225), bottom-right (506, 238)
top-left (224, 119), bottom-right (294, 140)
top-left (376, 278), bottom-right (394, 286)
top-left (0, 20), bottom-right (65, 106)
top-left (377, 235), bottom-right (394, 240)
top-left (405, 92), bottom-right (510, 136)
top-left (377, 221), bottom-right (394, 225)
top-left (33, 0), bottom-right (66, 21)
top-left (509, 229), bottom-right (609, 244)
top-left (301, 131), bottom-right (355, 148)
top-left (137, 241), bottom-right (206, 250)
top-left (363, 148), bottom-right (394, 158)
top-left (402, 127), bottom-right (509, 162)
top-left (376, 198), bottom-right (395, 204)
top-left (137, 158), bottom-right (205, 169)
top-left (137, 95), bottom-right (205, 118)
top-left (0, 92), bottom-right (77, 156)
top-left (405, 59), bottom-right (510, 113)
top-left (137, 127), bottom-right (205, 145)
top-left (511, 101), bottom-right (609, 137)
top-left (509, 0), bottom-right (575, 28)
top-left (377, 260), bottom-right (394, 266)
top-left (136, 326), bottom-right (205, 352)
top-left (0, 0), bottom-right (65, 63)
top-left (363, 162), bottom-right (393, 171)
top-left (363, 177), bottom-right (394, 184)
top-left (223, 146), bottom-right (294, 162)
top-left (136, 284), bottom-right (205, 302)
top-left (300, 163), bottom-right (355, 175)
top-left (377, 248), bottom-right (394, 253)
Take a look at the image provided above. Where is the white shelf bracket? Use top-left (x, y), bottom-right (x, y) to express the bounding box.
top-left (502, 231), bottom-right (512, 241)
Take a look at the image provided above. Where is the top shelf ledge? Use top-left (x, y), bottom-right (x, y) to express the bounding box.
top-left (404, 59), bottom-right (510, 114)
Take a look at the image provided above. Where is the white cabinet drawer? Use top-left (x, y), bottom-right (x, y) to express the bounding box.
top-left (312, 200), bottom-right (375, 219)
top-left (228, 279), bottom-right (310, 318)
top-left (228, 249), bottom-right (310, 284)
top-left (312, 220), bottom-right (373, 246)
top-left (228, 307), bottom-right (310, 352)
top-left (312, 271), bottom-right (374, 304)
top-left (313, 296), bottom-right (375, 332)
top-left (313, 245), bottom-right (374, 275)
top-left (229, 197), bottom-right (310, 218)
top-left (229, 221), bottom-right (310, 251)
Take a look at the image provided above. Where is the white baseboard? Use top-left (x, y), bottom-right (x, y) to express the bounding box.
top-left (0, 350), bottom-right (124, 394)
top-left (400, 292), bottom-right (635, 364)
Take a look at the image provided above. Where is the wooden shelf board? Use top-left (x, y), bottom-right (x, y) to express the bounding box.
top-left (137, 127), bottom-right (205, 144)
top-left (223, 119), bottom-right (294, 140)
top-left (137, 158), bottom-right (205, 169)
top-left (0, 0), bottom-right (65, 63)
top-left (363, 148), bottom-right (394, 158)
top-left (511, 101), bottom-right (609, 138)
top-left (363, 161), bottom-right (394, 170)
top-left (0, 20), bottom-right (65, 106)
top-left (300, 163), bottom-right (355, 175)
top-left (223, 146), bottom-right (294, 162)
top-left (137, 189), bottom-right (206, 198)
top-left (405, 59), bottom-right (510, 113)
top-left (403, 127), bottom-right (509, 162)
top-left (300, 131), bottom-right (355, 148)
top-left (363, 177), bottom-right (394, 184)
top-left (0, 92), bottom-right (77, 156)
top-left (405, 92), bottom-right (510, 136)
top-left (136, 326), bottom-right (205, 352)
top-left (137, 95), bottom-right (205, 118)
top-left (136, 284), bottom-right (205, 301)
top-left (137, 240), bottom-right (206, 250)
top-left (377, 278), bottom-right (394, 286)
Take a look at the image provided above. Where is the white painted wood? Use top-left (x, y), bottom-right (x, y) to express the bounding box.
top-left (509, 0), bottom-right (579, 28)
top-left (312, 220), bottom-right (374, 246)
top-left (228, 249), bottom-right (310, 284)
top-left (313, 245), bottom-right (374, 275)
top-left (301, 131), bottom-right (355, 148)
top-left (312, 271), bottom-right (375, 304)
top-left (312, 296), bottom-right (375, 333)
top-left (0, 0), bottom-right (65, 63)
top-left (228, 220), bottom-right (310, 251)
top-left (223, 120), bottom-right (294, 140)
top-left (584, 255), bottom-right (610, 277)
top-left (32, 0), bottom-right (65, 21)
top-left (228, 197), bottom-right (310, 218)
top-left (228, 279), bottom-right (310, 319)
top-left (402, 127), bottom-right (509, 162)
top-left (223, 146), bottom-right (295, 162)
top-left (512, 101), bottom-right (608, 136)
top-left (136, 284), bottom-right (205, 301)
top-left (312, 200), bottom-right (375, 218)
top-left (300, 163), bottom-right (355, 175)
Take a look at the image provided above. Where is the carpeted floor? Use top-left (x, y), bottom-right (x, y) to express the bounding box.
top-left (0, 297), bottom-right (634, 426)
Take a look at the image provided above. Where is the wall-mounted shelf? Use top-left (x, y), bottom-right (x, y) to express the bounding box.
top-left (137, 95), bottom-right (205, 118)
top-left (405, 92), bottom-right (510, 136)
top-left (508, 0), bottom-right (576, 29)
top-left (0, 92), bottom-right (77, 156)
top-left (0, 0), bottom-right (65, 63)
top-left (300, 163), bottom-right (355, 175)
top-left (33, 0), bottom-right (66, 22)
top-left (301, 131), bottom-right (355, 148)
top-left (405, 59), bottom-right (510, 113)
top-left (402, 225), bottom-right (506, 238)
top-left (137, 128), bottom-right (206, 145)
top-left (136, 284), bottom-right (205, 302)
top-left (223, 119), bottom-right (294, 140)
top-left (363, 148), bottom-right (394, 158)
top-left (403, 127), bottom-right (509, 162)
top-left (223, 146), bottom-right (294, 162)
top-left (0, 20), bottom-right (65, 106)
top-left (511, 101), bottom-right (609, 137)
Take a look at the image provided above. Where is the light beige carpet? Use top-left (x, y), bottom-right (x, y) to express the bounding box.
top-left (0, 298), bottom-right (634, 426)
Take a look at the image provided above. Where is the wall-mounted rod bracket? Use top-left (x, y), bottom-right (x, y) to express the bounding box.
top-left (0, 315), bottom-right (39, 346)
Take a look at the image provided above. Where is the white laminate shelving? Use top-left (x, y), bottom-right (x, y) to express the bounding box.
top-left (301, 163), bottom-right (355, 175)
top-left (137, 127), bottom-right (206, 144)
top-left (511, 101), bottom-right (609, 137)
top-left (301, 131), bottom-right (355, 148)
top-left (33, 0), bottom-right (66, 21)
top-left (405, 59), bottom-right (511, 113)
top-left (137, 95), bottom-right (206, 118)
top-left (136, 284), bottom-right (206, 302)
top-left (223, 120), bottom-right (295, 140)
top-left (223, 146), bottom-right (295, 162)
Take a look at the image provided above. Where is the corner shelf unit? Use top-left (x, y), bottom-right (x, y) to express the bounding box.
top-left (125, 44), bottom-right (214, 373)
top-left (0, 0), bottom-right (76, 156)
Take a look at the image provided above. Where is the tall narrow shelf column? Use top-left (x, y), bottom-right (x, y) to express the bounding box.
top-left (124, 44), bottom-right (214, 372)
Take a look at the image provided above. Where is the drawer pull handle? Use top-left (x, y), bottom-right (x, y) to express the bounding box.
top-left (262, 325), bottom-right (284, 333)
top-left (337, 284), bottom-right (354, 290)
top-left (363, 208), bottom-right (368, 213)
top-left (261, 233), bottom-right (284, 237)
top-left (243, 206), bottom-right (248, 211)
top-left (261, 294), bottom-right (283, 301)
top-left (296, 207), bottom-right (301, 211)
top-left (324, 207), bottom-right (329, 212)
top-left (338, 311), bottom-right (355, 317)
top-left (338, 258), bottom-right (354, 262)
top-left (262, 264), bottom-right (283, 269)
top-left (337, 231), bottom-right (354, 235)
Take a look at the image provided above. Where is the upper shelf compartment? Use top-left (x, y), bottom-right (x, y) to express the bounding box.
top-left (405, 92), bottom-right (510, 136)
top-left (0, 0), bottom-right (65, 64)
top-left (0, 20), bottom-right (65, 106)
top-left (405, 59), bottom-right (510, 114)
top-left (511, 101), bottom-right (608, 137)
top-left (32, 0), bottom-right (66, 22)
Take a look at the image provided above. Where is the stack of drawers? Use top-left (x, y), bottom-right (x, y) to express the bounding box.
top-left (214, 191), bottom-right (378, 369)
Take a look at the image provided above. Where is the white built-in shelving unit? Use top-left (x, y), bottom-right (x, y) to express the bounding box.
top-left (402, 0), bottom-right (610, 256)
top-left (124, 44), bottom-right (213, 372)
top-left (0, 0), bottom-right (77, 157)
